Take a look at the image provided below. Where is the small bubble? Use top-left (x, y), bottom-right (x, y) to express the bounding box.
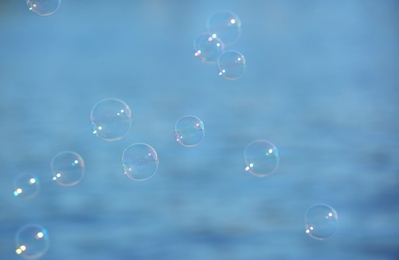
top-left (27, 0), bottom-right (61, 16)
top-left (207, 11), bottom-right (242, 46)
top-left (13, 174), bottom-right (40, 200)
top-left (174, 115), bottom-right (205, 147)
top-left (15, 224), bottom-right (49, 259)
top-left (218, 50), bottom-right (246, 80)
top-left (121, 143), bottom-right (159, 181)
top-left (305, 204), bottom-right (338, 240)
top-left (193, 33), bottom-right (225, 64)
top-left (244, 140), bottom-right (279, 177)
top-left (90, 98), bottom-right (132, 141)
top-left (50, 151), bottom-right (84, 186)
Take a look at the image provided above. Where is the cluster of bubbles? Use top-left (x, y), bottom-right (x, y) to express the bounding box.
top-left (14, 6), bottom-right (339, 260)
top-left (194, 11), bottom-right (247, 80)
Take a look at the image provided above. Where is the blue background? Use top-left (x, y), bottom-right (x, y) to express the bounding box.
top-left (1, 0), bottom-right (398, 259)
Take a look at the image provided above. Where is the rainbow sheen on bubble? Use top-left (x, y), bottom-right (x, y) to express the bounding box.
top-left (50, 151), bottom-right (84, 186)
top-left (13, 173), bottom-right (40, 200)
top-left (244, 140), bottom-right (279, 177)
top-left (121, 143), bottom-right (159, 181)
top-left (218, 50), bottom-right (246, 80)
top-left (207, 11), bottom-right (242, 46)
top-left (174, 115), bottom-right (205, 147)
top-left (15, 224), bottom-right (49, 259)
top-left (27, 0), bottom-right (61, 16)
top-left (90, 98), bottom-right (132, 141)
top-left (194, 33), bottom-right (225, 64)
top-left (305, 204), bottom-right (338, 240)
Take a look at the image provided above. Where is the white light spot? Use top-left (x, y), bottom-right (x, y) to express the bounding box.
top-left (230, 19), bottom-right (236, 24)
top-left (29, 178), bottom-right (36, 184)
top-left (36, 232), bottom-right (44, 239)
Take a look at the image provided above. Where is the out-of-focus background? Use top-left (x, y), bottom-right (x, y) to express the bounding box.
top-left (1, 0), bottom-right (398, 259)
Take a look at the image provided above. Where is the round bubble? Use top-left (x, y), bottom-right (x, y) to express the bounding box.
top-left (13, 173), bottom-right (40, 200)
top-left (305, 204), bottom-right (338, 240)
top-left (218, 50), bottom-right (246, 80)
top-left (90, 98), bottom-right (132, 141)
top-left (193, 33), bottom-right (225, 64)
top-left (15, 224), bottom-right (49, 259)
top-left (174, 115), bottom-right (205, 147)
top-left (244, 140), bottom-right (279, 177)
top-left (207, 11), bottom-right (242, 46)
top-left (121, 143), bottom-right (159, 181)
top-left (50, 151), bottom-right (84, 186)
top-left (27, 0), bottom-right (61, 16)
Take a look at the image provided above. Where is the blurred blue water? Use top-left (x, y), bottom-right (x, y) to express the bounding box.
top-left (1, 0), bottom-right (398, 259)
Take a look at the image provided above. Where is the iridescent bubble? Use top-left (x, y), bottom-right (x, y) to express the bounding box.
top-left (50, 151), bottom-right (84, 186)
top-left (207, 11), bottom-right (242, 46)
top-left (27, 0), bottom-right (61, 16)
top-left (193, 33), bottom-right (225, 64)
top-left (121, 143), bottom-right (159, 181)
top-left (218, 50), bottom-right (246, 80)
top-left (305, 204), bottom-right (338, 240)
top-left (90, 98), bottom-right (132, 141)
top-left (244, 140), bottom-right (279, 177)
top-left (15, 224), bottom-right (49, 259)
top-left (13, 174), bottom-right (40, 200)
top-left (174, 115), bottom-right (205, 147)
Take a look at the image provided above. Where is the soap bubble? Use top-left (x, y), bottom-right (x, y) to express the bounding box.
top-left (121, 143), bottom-right (159, 181)
top-left (27, 0), bottom-right (61, 16)
top-left (174, 115), bottom-right (205, 147)
top-left (305, 204), bottom-right (338, 240)
top-left (15, 224), bottom-right (49, 259)
top-left (13, 174), bottom-right (40, 200)
top-left (90, 98), bottom-right (132, 141)
top-left (207, 11), bottom-right (242, 46)
top-left (194, 33), bottom-right (225, 64)
top-left (50, 151), bottom-right (84, 186)
top-left (244, 140), bottom-right (279, 177)
top-left (218, 50), bottom-right (246, 80)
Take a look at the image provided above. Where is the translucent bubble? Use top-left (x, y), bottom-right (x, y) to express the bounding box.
top-left (15, 224), bottom-right (49, 259)
top-left (50, 151), bottom-right (84, 186)
top-left (90, 98), bottom-right (132, 141)
top-left (27, 0), bottom-right (61, 16)
top-left (174, 115), bottom-right (205, 147)
top-left (194, 33), bottom-right (225, 64)
top-left (244, 140), bottom-right (279, 177)
top-left (305, 204), bottom-right (338, 240)
top-left (218, 50), bottom-right (246, 80)
top-left (13, 174), bottom-right (40, 200)
top-left (207, 11), bottom-right (242, 46)
top-left (121, 143), bottom-right (159, 181)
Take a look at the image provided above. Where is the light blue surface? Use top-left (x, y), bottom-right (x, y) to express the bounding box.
top-left (1, 0), bottom-right (398, 259)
